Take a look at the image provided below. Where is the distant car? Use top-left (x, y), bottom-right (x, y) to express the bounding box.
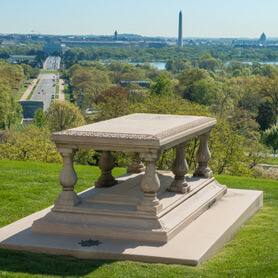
top-left (38, 91), bottom-right (40, 94)
top-left (51, 95), bottom-right (55, 99)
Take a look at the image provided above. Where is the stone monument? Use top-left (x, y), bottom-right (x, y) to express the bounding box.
top-left (0, 113), bottom-right (263, 265)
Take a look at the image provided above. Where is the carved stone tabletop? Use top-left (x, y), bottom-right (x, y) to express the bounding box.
top-left (51, 113), bottom-right (216, 152)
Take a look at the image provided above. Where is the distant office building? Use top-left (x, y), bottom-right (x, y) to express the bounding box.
top-left (259, 32), bottom-right (266, 43)
top-left (1, 40), bottom-right (16, 47)
top-left (43, 43), bottom-right (67, 54)
top-left (121, 81), bottom-right (150, 88)
top-left (9, 55), bottom-right (36, 63)
top-left (114, 30), bottom-right (118, 40)
top-left (178, 11), bottom-right (183, 47)
top-left (19, 101), bottom-right (44, 118)
top-left (148, 42), bottom-right (168, 48)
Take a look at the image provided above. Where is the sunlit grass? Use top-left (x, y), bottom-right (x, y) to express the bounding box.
top-left (0, 160), bottom-right (277, 278)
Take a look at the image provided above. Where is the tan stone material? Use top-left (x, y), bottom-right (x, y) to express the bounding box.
top-left (0, 188), bottom-right (263, 265)
top-left (0, 113), bottom-right (263, 265)
top-left (127, 152), bottom-right (145, 173)
top-left (95, 151), bottom-right (117, 187)
top-left (168, 142), bottom-right (190, 193)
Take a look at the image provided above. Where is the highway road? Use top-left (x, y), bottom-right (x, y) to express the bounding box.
top-left (45, 56), bottom-right (60, 71)
top-left (30, 56), bottom-right (61, 111)
top-left (31, 74), bottom-right (57, 110)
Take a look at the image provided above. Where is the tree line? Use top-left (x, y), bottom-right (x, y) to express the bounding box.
top-left (1, 50), bottom-right (278, 178)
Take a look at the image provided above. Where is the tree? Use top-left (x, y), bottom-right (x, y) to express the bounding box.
top-left (45, 102), bottom-right (85, 132)
top-left (150, 74), bottom-right (173, 96)
top-left (0, 61), bottom-right (24, 90)
top-left (165, 60), bottom-right (174, 71)
top-left (191, 78), bottom-right (217, 105)
top-left (70, 66), bottom-right (111, 108)
top-left (262, 125), bottom-right (278, 154)
top-left (6, 95), bottom-right (22, 129)
top-left (174, 68), bottom-right (209, 101)
top-left (256, 75), bottom-right (278, 123)
top-left (209, 119), bottom-right (251, 176)
top-left (20, 64), bottom-right (39, 79)
top-left (256, 101), bottom-right (276, 131)
top-left (0, 126), bottom-right (61, 163)
top-left (198, 54), bottom-right (221, 72)
top-left (172, 60), bottom-right (189, 73)
top-left (33, 108), bottom-right (47, 128)
top-left (95, 86), bottom-right (129, 121)
top-left (0, 83), bottom-right (11, 129)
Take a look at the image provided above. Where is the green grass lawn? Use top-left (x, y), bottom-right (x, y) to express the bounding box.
top-left (12, 92), bottom-right (24, 101)
top-left (40, 70), bottom-right (58, 74)
top-left (63, 85), bottom-right (71, 102)
top-left (55, 84), bottom-right (59, 99)
top-left (0, 160), bottom-right (277, 278)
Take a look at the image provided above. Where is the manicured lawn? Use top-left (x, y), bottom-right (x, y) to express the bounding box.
top-left (55, 84), bottom-right (59, 99)
top-left (12, 92), bottom-right (24, 101)
top-left (63, 84), bottom-right (71, 102)
top-left (40, 70), bottom-right (58, 74)
top-left (0, 160), bottom-right (277, 277)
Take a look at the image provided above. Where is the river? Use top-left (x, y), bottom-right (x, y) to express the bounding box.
top-left (101, 61), bottom-right (278, 71)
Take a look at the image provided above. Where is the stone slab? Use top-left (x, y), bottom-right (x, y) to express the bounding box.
top-left (51, 113), bottom-right (216, 151)
top-left (0, 188), bottom-right (263, 265)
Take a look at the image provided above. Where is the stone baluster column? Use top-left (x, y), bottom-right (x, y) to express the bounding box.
top-left (168, 142), bottom-right (190, 194)
top-left (137, 152), bottom-right (162, 214)
top-left (55, 148), bottom-right (81, 208)
top-left (193, 131), bottom-right (213, 178)
top-left (95, 151), bottom-right (118, 187)
top-left (127, 152), bottom-right (145, 173)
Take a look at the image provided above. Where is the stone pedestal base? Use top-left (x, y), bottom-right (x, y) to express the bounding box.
top-left (168, 178), bottom-right (190, 194)
top-left (54, 190), bottom-right (81, 207)
top-left (0, 187), bottom-right (263, 265)
top-left (32, 172), bottom-right (227, 243)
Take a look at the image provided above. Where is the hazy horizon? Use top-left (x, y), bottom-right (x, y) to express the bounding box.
top-left (1, 0), bottom-right (278, 38)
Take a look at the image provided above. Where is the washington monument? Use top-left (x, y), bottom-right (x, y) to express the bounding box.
top-left (178, 11), bottom-right (183, 47)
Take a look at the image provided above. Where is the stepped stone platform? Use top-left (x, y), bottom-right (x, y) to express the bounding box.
top-left (0, 182), bottom-right (262, 265)
top-left (32, 172), bottom-right (227, 243)
top-left (0, 114), bottom-right (263, 265)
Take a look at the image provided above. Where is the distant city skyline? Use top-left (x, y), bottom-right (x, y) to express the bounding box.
top-left (1, 0), bottom-right (278, 38)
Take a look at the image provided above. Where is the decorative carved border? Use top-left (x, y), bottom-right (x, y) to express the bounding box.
top-left (156, 117), bottom-right (216, 139)
top-left (53, 130), bottom-right (157, 141)
top-left (52, 117), bottom-right (216, 141)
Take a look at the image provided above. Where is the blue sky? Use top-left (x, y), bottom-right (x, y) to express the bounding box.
top-left (1, 0), bottom-right (278, 38)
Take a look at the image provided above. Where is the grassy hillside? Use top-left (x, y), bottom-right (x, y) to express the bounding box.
top-left (0, 160), bottom-right (277, 278)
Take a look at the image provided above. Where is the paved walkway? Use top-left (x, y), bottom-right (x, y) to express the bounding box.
top-left (43, 57), bottom-right (50, 70)
top-left (19, 74), bottom-right (41, 101)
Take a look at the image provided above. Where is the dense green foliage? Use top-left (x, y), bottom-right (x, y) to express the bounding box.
top-left (0, 60), bottom-right (25, 129)
top-left (45, 101), bottom-right (85, 132)
top-left (0, 126), bottom-right (61, 163)
top-left (0, 161), bottom-right (277, 277)
top-left (62, 45), bottom-right (278, 65)
top-left (1, 45), bottom-right (278, 175)
top-left (262, 124), bottom-right (278, 153)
